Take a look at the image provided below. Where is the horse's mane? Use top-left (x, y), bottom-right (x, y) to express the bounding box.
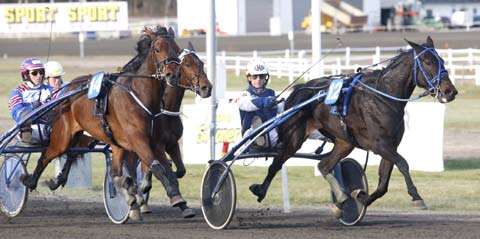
top-left (122, 26), bottom-right (170, 73)
top-left (285, 78), bottom-right (333, 109)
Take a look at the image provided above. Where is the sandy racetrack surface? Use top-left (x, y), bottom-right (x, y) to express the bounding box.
top-left (0, 197), bottom-right (479, 239)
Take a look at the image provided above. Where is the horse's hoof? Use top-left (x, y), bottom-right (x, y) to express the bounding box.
top-left (140, 203), bottom-right (152, 214)
top-left (20, 174), bottom-right (36, 190)
top-left (412, 199), bottom-right (428, 210)
top-left (170, 195), bottom-right (186, 207)
top-left (249, 184), bottom-right (265, 203)
top-left (351, 189), bottom-right (368, 205)
top-left (175, 169), bottom-right (186, 178)
top-left (129, 209), bottom-right (143, 221)
top-left (46, 179), bottom-right (61, 191)
top-left (330, 203), bottom-right (343, 219)
top-left (182, 208), bottom-right (196, 218)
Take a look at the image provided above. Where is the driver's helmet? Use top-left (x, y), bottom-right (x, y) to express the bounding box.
top-left (246, 59), bottom-right (270, 85)
top-left (45, 61), bottom-right (65, 78)
top-left (20, 57), bottom-right (44, 81)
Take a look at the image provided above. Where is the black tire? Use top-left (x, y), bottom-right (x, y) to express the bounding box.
top-left (0, 155), bottom-right (28, 218)
top-left (201, 161), bottom-right (237, 230)
top-left (102, 163), bottom-right (129, 224)
top-left (331, 158), bottom-right (368, 226)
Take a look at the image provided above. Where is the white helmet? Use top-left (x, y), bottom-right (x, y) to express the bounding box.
top-left (45, 61), bottom-right (65, 78)
top-left (246, 59), bottom-right (269, 75)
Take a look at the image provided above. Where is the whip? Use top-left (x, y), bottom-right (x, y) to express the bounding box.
top-left (276, 37), bottom-right (343, 99)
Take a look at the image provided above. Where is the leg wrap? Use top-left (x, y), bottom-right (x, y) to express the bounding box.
top-left (150, 161), bottom-right (180, 198)
top-left (325, 173), bottom-right (348, 203)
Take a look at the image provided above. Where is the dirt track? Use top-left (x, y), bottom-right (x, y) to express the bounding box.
top-left (0, 197), bottom-right (478, 239)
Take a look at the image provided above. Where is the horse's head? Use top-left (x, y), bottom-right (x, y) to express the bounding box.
top-left (406, 36), bottom-right (458, 103)
top-left (144, 26), bottom-right (181, 86)
top-left (178, 42), bottom-right (212, 98)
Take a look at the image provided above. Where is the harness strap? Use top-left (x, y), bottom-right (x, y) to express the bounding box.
top-left (100, 113), bottom-right (120, 147)
top-left (342, 73), bottom-right (363, 116)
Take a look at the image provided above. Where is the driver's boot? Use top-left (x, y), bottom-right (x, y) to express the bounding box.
top-left (19, 123), bottom-right (33, 146)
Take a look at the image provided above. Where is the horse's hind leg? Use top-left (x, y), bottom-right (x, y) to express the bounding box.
top-left (46, 153), bottom-right (74, 190)
top-left (317, 140), bottom-right (354, 218)
top-left (110, 147), bottom-right (142, 221)
top-left (249, 126), bottom-right (306, 202)
top-left (46, 134), bottom-right (93, 190)
top-left (365, 158), bottom-right (394, 206)
top-left (21, 120), bottom-right (75, 190)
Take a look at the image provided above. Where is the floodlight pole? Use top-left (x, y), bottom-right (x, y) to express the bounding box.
top-left (207, 0), bottom-right (217, 161)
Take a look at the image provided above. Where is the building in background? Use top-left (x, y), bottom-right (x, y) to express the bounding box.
top-left (421, 0), bottom-right (480, 28)
top-left (177, 0), bottom-right (379, 36)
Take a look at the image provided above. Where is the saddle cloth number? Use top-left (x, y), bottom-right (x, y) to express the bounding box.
top-left (325, 79), bottom-right (343, 105)
top-left (88, 71), bottom-right (105, 100)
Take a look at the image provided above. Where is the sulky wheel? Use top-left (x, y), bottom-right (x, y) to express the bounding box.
top-left (201, 161), bottom-right (237, 230)
top-left (0, 155), bottom-right (28, 218)
top-left (331, 158), bottom-right (368, 226)
top-left (102, 163), bottom-right (130, 224)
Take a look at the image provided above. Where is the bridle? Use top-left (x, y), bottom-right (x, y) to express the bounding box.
top-left (177, 48), bottom-right (202, 93)
top-left (412, 45), bottom-right (448, 97)
top-left (150, 35), bottom-right (181, 86)
top-left (354, 45), bottom-right (450, 102)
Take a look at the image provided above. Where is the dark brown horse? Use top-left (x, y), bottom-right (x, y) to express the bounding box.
top-left (159, 43), bottom-right (211, 178)
top-left (20, 26), bottom-right (189, 220)
top-left (249, 36), bottom-right (458, 217)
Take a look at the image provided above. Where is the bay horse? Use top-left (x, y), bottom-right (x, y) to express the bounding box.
top-left (120, 27), bottom-right (212, 215)
top-left (20, 26), bottom-right (190, 220)
top-left (249, 36), bottom-right (458, 217)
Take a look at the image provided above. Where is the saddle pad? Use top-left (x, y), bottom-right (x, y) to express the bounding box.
top-left (325, 78), bottom-right (344, 105)
top-left (88, 71), bottom-right (105, 100)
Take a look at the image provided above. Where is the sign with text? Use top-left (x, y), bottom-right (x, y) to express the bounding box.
top-left (0, 1), bottom-right (128, 33)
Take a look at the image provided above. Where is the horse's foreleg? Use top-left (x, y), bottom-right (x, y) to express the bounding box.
top-left (166, 143), bottom-right (185, 178)
top-left (146, 146), bottom-right (195, 218)
top-left (365, 158), bottom-right (394, 206)
top-left (375, 148), bottom-right (427, 210)
top-left (395, 155), bottom-right (427, 209)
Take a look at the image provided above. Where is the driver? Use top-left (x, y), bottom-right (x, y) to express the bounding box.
top-left (238, 59), bottom-right (283, 149)
top-left (8, 57), bottom-right (53, 145)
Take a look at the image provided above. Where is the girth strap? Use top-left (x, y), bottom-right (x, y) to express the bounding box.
top-left (100, 113), bottom-right (120, 147)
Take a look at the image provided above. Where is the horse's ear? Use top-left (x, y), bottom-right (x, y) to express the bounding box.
top-left (168, 27), bottom-right (175, 38)
top-left (426, 35), bottom-right (434, 48)
top-left (144, 27), bottom-right (156, 40)
top-left (405, 38), bottom-right (423, 53)
top-left (187, 41), bottom-right (195, 51)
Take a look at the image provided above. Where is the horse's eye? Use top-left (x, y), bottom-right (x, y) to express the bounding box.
top-left (154, 48), bottom-right (160, 53)
top-left (424, 59), bottom-right (432, 66)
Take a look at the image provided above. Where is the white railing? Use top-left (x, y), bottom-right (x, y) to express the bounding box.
top-left (199, 46), bottom-right (480, 85)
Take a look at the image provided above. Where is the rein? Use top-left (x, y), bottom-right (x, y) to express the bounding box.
top-left (354, 45), bottom-right (446, 102)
